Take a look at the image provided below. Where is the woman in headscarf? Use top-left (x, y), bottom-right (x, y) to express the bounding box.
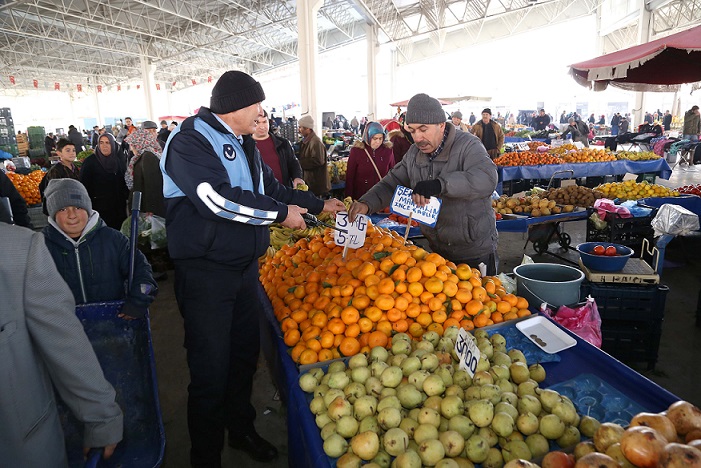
top-left (345, 121), bottom-right (395, 200)
top-left (124, 127), bottom-right (165, 217)
top-left (79, 132), bottom-right (128, 229)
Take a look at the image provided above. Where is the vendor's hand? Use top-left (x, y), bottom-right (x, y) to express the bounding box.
top-left (292, 178), bottom-right (305, 188)
top-left (83, 443), bottom-right (118, 460)
top-left (281, 205), bottom-right (307, 229)
top-left (322, 198), bottom-right (345, 214)
top-left (412, 193), bottom-right (430, 207)
top-left (348, 201), bottom-right (369, 222)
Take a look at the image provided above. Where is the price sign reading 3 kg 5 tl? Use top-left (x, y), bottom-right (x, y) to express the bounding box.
top-left (455, 328), bottom-right (481, 377)
top-left (334, 212), bottom-right (368, 249)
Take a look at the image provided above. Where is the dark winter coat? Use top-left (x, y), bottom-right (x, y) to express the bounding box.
top-left (131, 151), bottom-right (165, 217)
top-left (38, 162), bottom-right (81, 215)
top-left (44, 135), bottom-right (56, 157)
top-left (67, 128), bottom-right (85, 153)
top-left (0, 169), bottom-right (31, 228)
top-left (80, 153), bottom-right (129, 230)
top-left (42, 214), bottom-right (157, 317)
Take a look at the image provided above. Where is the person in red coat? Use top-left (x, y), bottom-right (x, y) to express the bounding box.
top-left (345, 121), bottom-right (395, 200)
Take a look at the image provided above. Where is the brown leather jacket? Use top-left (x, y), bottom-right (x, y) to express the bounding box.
top-left (471, 119), bottom-right (505, 159)
top-left (298, 131), bottom-right (330, 196)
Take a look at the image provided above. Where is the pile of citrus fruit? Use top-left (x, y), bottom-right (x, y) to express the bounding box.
top-left (558, 148), bottom-right (616, 163)
top-left (594, 180), bottom-right (680, 201)
top-left (5, 170), bottom-right (43, 205)
top-left (259, 224), bottom-right (531, 365)
top-left (493, 152), bottom-right (562, 166)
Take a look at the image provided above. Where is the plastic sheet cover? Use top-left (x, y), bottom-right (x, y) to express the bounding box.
top-left (651, 203), bottom-right (700, 236)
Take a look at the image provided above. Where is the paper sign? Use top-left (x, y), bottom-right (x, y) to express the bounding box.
top-left (561, 179), bottom-right (577, 187)
top-left (551, 139), bottom-right (565, 148)
top-left (455, 328), bottom-right (481, 377)
top-left (516, 142), bottom-right (530, 151)
top-left (623, 173), bottom-right (638, 181)
top-left (389, 185), bottom-right (442, 228)
top-left (334, 212), bottom-right (368, 249)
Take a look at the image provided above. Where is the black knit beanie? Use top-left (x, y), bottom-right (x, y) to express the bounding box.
top-left (405, 93), bottom-right (446, 125)
top-left (210, 71), bottom-right (266, 114)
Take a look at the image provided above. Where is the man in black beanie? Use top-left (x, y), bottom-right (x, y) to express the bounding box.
top-left (349, 93), bottom-right (499, 275)
top-left (160, 70), bottom-right (344, 467)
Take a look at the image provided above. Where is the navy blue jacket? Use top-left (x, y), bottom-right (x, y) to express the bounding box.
top-left (161, 107), bottom-right (324, 269)
top-left (42, 216), bottom-right (157, 317)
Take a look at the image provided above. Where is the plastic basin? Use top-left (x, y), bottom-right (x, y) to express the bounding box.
top-left (513, 263), bottom-right (584, 307)
top-left (577, 242), bottom-right (634, 272)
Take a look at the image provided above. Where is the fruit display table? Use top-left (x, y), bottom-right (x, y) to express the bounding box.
top-left (496, 159), bottom-right (673, 194)
top-left (257, 285), bottom-right (680, 468)
top-left (496, 210), bottom-right (588, 233)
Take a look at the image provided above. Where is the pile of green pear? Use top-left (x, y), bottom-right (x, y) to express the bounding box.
top-left (298, 326), bottom-right (603, 467)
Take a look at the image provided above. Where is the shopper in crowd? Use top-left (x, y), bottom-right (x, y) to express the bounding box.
top-left (611, 113), bottom-right (621, 136)
top-left (90, 125), bottom-right (100, 147)
top-left (388, 113), bottom-right (413, 165)
top-left (158, 120), bottom-right (170, 146)
top-left (297, 114), bottom-right (331, 197)
top-left (116, 117), bottom-right (137, 144)
top-left (359, 116), bottom-right (367, 135)
top-left (42, 178), bottom-right (157, 317)
top-left (80, 132), bottom-right (128, 230)
top-left (644, 112), bottom-right (654, 124)
top-left (471, 108), bottom-right (504, 159)
top-left (124, 122), bottom-right (165, 217)
top-left (560, 117), bottom-right (590, 147)
top-left (0, 222), bottom-right (123, 466)
top-left (39, 138), bottom-right (80, 214)
top-left (588, 113), bottom-right (595, 124)
top-left (159, 70), bottom-right (345, 467)
top-left (349, 93), bottom-right (499, 275)
top-left (507, 113), bottom-right (516, 127)
top-left (451, 111), bottom-right (469, 132)
top-left (44, 132), bottom-right (56, 158)
top-left (682, 105), bottom-right (700, 141)
top-left (531, 109), bottom-right (550, 131)
top-left (67, 124), bottom-right (85, 153)
top-left (560, 111), bottom-right (568, 124)
top-left (345, 121), bottom-right (395, 200)
top-left (0, 169), bottom-right (32, 227)
top-left (598, 114), bottom-right (606, 125)
top-left (468, 112), bottom-right (476, 125)
top-left (253, 110), bottom-right (304, 189)
top-left (663, 110), bottom-right (673, 132)
top-left (351, 116), bottom-right (359, 133)
top-left (619, 117), bottom-right (629, 135)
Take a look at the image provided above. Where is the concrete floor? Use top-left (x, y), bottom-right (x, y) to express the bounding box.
top-left (148, 163), bottom-right (701, 468)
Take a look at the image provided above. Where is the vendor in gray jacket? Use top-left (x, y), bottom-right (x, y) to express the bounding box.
top-left (0, 222), bottom-right (123, 465)
top-left (349, 93), bottom-right (499, 275)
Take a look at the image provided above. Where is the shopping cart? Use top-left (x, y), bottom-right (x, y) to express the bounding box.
top-left (59, 193), bottom-right (165, 467)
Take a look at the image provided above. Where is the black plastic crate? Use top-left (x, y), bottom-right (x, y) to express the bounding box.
top-left (600, 320), bottom-right (662, 370)
top-left (586, 207), bottom-right (655, 249)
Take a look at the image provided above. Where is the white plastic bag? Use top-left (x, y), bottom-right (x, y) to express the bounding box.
top-left (651, 204), bottom-right (700, 236)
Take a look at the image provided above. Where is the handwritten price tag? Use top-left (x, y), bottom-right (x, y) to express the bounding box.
top-left (455, 328), bottom-right (481, 377)
top-left (389, 185), bottom-right (442, 228)
top-left (334, 212), bottom-right (368, 249)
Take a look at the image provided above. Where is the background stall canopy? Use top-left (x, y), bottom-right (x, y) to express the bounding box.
top-left (568, 24), bottom-right (701, 92)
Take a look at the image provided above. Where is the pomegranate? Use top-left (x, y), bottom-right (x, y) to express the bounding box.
top-left (630, 412), bottom-right (678, 442)
top-left (658, 442), bottom-right (701, 468)
top-left (620, 426), bottom-right (667, 468)
top-left (668, 401), bottom-right (701, 436)
top-left (542, 451), bottom-right (576, 468)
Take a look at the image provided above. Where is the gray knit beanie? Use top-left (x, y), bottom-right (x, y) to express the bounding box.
top-left (452, 111), bottom-right (463, 120)
top-left (210, 71), bottom-right (266, 114)
top-left (45, 179), bottom-right (93, 219)
top-left (298, 115), bottom-right (314, 129)
top-left (405, 93), bottom-right (445, 125)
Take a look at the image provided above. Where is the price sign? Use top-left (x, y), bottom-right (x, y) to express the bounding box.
top-left (455, 328), bottom-right (481, 377)
top-left (389, 185), bottom-right (442, 228)
top-left (516, 142), bottom-right (530, 151)
top-left (334, 212), bottom-right (368, 249)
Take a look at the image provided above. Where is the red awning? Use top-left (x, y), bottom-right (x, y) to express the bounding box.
top-left (390, 98), bottom-right (453, 107)
top-left (569, 24), bottom-right (701, 92)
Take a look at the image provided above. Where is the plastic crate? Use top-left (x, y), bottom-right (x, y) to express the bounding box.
top-left (581, 282), bottom-right (668, 369)
top-left (586, 207), bottom-right (655, 250)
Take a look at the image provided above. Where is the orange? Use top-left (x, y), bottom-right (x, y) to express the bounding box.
top-left (405, 303), bottom-right (422, 318)
top-left (366, 285), bottom-right (380, 300)
top-left (358, 317), bottom-right (373, 333)
top-left (393, 295), bottom-right (410, 311)
top-left (280, 317), bottom-right (298, 332)
top-left (472, 286), bottom-right (487, 302)
top-left (419, 291), bottom-right (434, 305)
top-left (455, 264), bottom-right (473, 280)
top-left (433, 270), bottom-right (449, 282)
top-left (428, 297), bottom-right (444, 312)
top-left (465, 300), bottom-right (484, 316)
top-left (367, 330), bottom-right (389, 349)
top-left (425, 252), bottom-right (446, 266)
top-left (424, 277), bottom-right (444, 294)
top-left (320, 331), bottom-right (335, 349)
top-left (416, 312), bottom-right (432, 327)
top-left (394, 281), bottom-right (407, 295)
top-left (504, 311), bottom-right (518, 321)
top-left (474, 313), bottom-right (490, 328)
top-left (290, 343), bottom-right (306, 363)
top-left (306, 338), bottom-right (322, 352)
top-left (318, 349), bottom-right (334, 362)
top-left (351, 295), bottom-right (371, 310)
top-left (344, 323), bottom-right (361, 338)
top-left (283, 329), bottom-right (300, 347)
top-left (364, 306), bottom-right (383, 322)
top-left (390, 267), bottom-right (406, 282)
top-left (426, 322), bottom-right (444, 335)
top-left (443, 318), bottom-right (461, 329)
top-left (408, 322), bottom-right (424, 338)
top-left (392, 319), bottom-right (409, 333)
top-left (431, 310), bottom-right (447, 324)
top-left (406, 267), bottom-right (423, 283)
top-left (299, 349), bottom-right (319, 365)
top-left (408, 282), bottom-right (424, 298)
top-left (377, 278), bottom-right (395, 295)
top-left (364, 274), bottom-right (381, 287)
top-left (391, 250), bottom-right (410, 265)
top-left (517, 308), bottom-right (532, 318)
top-left (375, 294), bottom-right (395, 311)
top-left (341, 307), bottom-right (360, 325)
top-left (496, 300), bottom-right (512, 314)
top-left (339, 337), bottom-right (361, 357)
top-left (503, 294), bottom-right (519, 307)
top-left (412, 247), bottom-right (428, 260)
top-left (340, 284), bottom-right (354, 297)
top-left (491, 312), bottom-right (504, 324)
top-left (301, 325), bottom-right (321, 342)
top-left (386, 308), bottom-right (402, 322)
top-left (310, 312), bottom-right (328, 328)
top-left (376, 320), bottom-right (393, 337)
top-left (379, 258), bottom-right (395, 274)
top-left (418, 261), bottom-right (437, 277)
top-left (455, 289), bottom-right (472, 304)
top-left (516, 297), bottom-right (529, 309)
top-left (442, 281), bottom-right (458, 298)
top-left (327, 318), bottom-right (346, 335)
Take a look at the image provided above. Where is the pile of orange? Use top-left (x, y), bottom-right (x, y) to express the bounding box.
top-left (5, 170), bottom-right (43, 205)
top-left (259, 224), bottom-right (531, 366)
top-left (493, 152), bottom-right (562, 167)
top-left (558, 149), bottom-right (616, 163)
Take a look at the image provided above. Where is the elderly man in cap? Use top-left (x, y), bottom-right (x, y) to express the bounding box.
top-left (160, 70), bottom-right (344, 467)
top-left (157, 119), bottom-right (170, 146)
top-left (470, 108), bottom-right (504, 159)
top-left (349, 93), bottom-right (499, 275)
top-left (297, 114), bottom-right (331, 196)
top-left (451, 111), bottom-right (469, 132)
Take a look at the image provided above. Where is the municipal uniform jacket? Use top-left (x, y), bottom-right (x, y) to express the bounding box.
top-left (267, 132), bottom-right (303, 188)
top-left (298, 131), bottom-right (331, 196)
top-left (359, 124), bottom-right (498, 262)
top-left (345, 141), bottom-right (395, 200)
top-left (160, 107), bottom-right (324, 269)
top-left (42, 213), bottom-right (157, 317)
top-left (0, 224), bottom-right (122, 466)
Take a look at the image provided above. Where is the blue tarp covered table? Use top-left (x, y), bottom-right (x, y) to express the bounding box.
top-left (497, 159), bottom-right (673, 194)
top-left (497, 210), bottom-right (588, 233)
top-left (369, 213), bottom-right (422, 238)
top-left (257, 286), bottom-right (680, 468)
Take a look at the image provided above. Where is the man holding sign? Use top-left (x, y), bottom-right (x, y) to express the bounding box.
top-left (349, 93), bottom-right (499, 275)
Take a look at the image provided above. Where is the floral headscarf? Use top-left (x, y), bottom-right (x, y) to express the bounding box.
top-left (124, 128), bottom-right (162, 190)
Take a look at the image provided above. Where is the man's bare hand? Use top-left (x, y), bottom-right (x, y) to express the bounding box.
top-left (281, 205), bottom-right (307, 229)
top-left (411, 193), bottom-right (430, 207)
top-left (322, 198), bottom-right (345, 214)
top-left (83, 443), bottom-right (118, 460)
top-left (348, 201), bottom-right (369, 222)
top-left (292, 178), bottom-right (306, 188)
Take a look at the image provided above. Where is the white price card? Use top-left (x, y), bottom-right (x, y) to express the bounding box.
top-left (516, 142), bottom-right (530, 151)
top-left (389, 185), bottom-right (442, 228)
top-left (334, 212), bottom-right (368, 249)
top-left (455, 328), bottom-right (481, 377)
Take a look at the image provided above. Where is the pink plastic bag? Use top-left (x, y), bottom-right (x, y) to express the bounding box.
top-left (594, 198), bottom-right (632, 220)
top-left (546, 296), bottom-right (603, 348)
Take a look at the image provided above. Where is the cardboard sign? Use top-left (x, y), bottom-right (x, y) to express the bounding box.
top-left (389, 185), bottom-right (442, 228)
top-left (334, 212), bottom-right (368, 249)
top-left (516, 142), bottom-right (530, 151)
top-left (455, 328), bottom-right (481, 377)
